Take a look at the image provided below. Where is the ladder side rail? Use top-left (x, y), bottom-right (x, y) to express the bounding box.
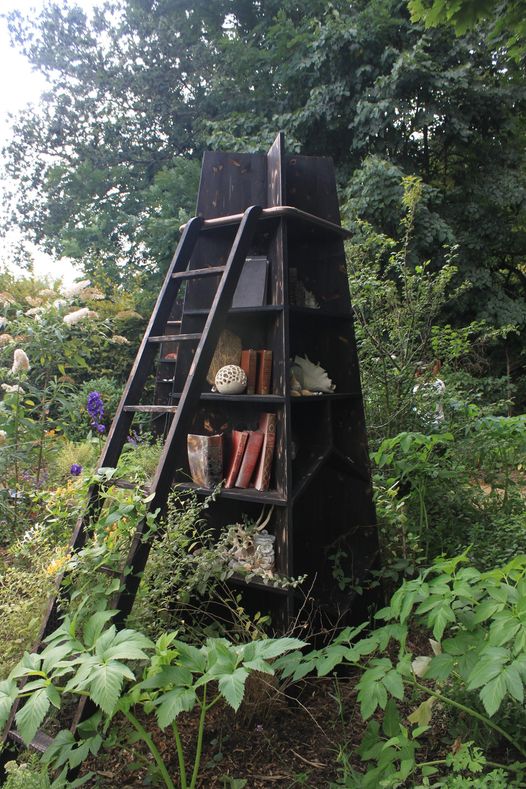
top-left (112, 205), bottom-right (263, 625)
top-left (97, 216), bottom-right (204, 472)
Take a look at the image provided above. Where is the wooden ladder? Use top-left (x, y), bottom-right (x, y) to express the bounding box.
top-left (2, 204), bottom-right (263, 756)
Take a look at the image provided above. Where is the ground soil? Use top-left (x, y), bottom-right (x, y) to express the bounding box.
top-left (83, 675), bottom-right (364, 788)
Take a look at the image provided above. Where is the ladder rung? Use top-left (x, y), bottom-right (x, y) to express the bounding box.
top-left (124, 405), bottom-right (178, 413)
top-left (98, 565), bottom-right (122, 578)
top-left (111, 478), bottom-right (152, 493)
top-left (9, 728), bottom-right (53, 753)
top-left (148, 334), bottom-right (201, 343)
top-left (172, 266), bottom-right (225, 280)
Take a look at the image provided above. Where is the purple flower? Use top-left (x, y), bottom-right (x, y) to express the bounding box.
top-left (70, 464), bottom-right (82, 476)
top-left (87, 391), bottom-right (105, 433)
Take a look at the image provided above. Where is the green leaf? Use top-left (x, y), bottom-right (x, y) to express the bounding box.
top-left (218, 668), bottom-right (249, 711)
top-left (480, 673), bottom-right (507, 717)
top-left (408, 697), bottom-right (435, 726)
top-left (140, 666), bottom-right (193, 690)
top-left (382, 669), bottom-right (404, 700)
top-left (83, 611), bottom-right (117, 647)
top-left (156, 687), bottom-right (197, 729)
top-left (251, 638), bottom-right (306, 660)
top-left (382, 698), bottom-right (400, 737)
top-left (243, 658), bottom-right (274, 675)
top-left (0, 679), bottom-right (18, 730)
top-left (15, 688), bottom-right (50, 745)
top-left (89, 663), bottom-right (129, 714)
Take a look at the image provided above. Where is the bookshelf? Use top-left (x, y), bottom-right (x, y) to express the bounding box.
top-left (156, 133), bottom-right (380, 630)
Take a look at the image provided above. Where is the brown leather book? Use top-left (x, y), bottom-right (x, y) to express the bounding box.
top-left (235, 430), bottom-right (264, 488)
top-left (240, 349), bottom-right (257, 395)
top-left (224, 430), bottom-right (249, 488)
top-left (256, 349), bottom-right (273, 395)
top-left (253, 413), bottom-right (276, 491)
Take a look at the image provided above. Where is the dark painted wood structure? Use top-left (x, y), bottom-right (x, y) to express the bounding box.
top-left (1, 133), bottom-right (379, 759)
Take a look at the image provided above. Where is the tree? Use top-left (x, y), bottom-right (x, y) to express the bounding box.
top-left (407, 0), bottom-right (526, 62)
top-left (1, 0), bottom-right (525, 357)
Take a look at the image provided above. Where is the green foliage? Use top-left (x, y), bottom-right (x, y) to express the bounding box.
top-left (408, 0), bottom-right (526, 61)
top-left (277, 553), bottom-right (526, 786)
top-left (136, 490), bottom-right (303, 641)
top-left (0, 620), bottom-right (305, 789)
top-left (3, 0), bottom-right (526, 366)
top-left (346, 175), bottom-right (462, 441)
top-left (57, 377), bottom-right (121, 442)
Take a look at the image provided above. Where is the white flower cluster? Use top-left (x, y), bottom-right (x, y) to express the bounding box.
top-left (62, 279), bottom-right (91, 299)
top-left (11, 349), bottom-right (30, 374)
top-left (63, 307), bottom-right (91, 325)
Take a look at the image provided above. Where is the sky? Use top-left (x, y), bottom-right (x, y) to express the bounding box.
top-left (0, 0), bottom-right (103, 284)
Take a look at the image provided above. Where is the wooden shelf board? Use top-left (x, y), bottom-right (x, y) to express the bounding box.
top-left (166, 392), bottom-right (285, 403)
top-left (290, 392), bottom-right (360, 402)
top-left (184, 305), bottom-right (283, 316)
top-left (230, 573), bottom-right (291, 596)
top-left (174, 481), bottom-right (287, 506)
top-left (289, 306), bottom-right (352, 320)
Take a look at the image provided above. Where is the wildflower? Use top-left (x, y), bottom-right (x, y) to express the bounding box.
top-left (0, 318), bottom-right (5, 330)
top-left (0, 333), bottom-right (13, 346)
top-left (87, 310), bottom-right (98, 319)
top-left (87, 390), bottom-right (105, 433)
top-left (25, 296), bottom-right (42, 307)
top-left (2, 383), bottom-right (23, 394)
top-left (111, 335), bottom-right (130, 345)
top-left (45, 552), bottom-right (71, 576)
top-left (25, 307), bottom-right (43, 317)
top-left (62, 279), bottom-right (90, 299)
top-left (11, 349), bottom-right (30, 374)
top-left (70, 463), bottom-right (83, 476)
top-left (63, 307), bottom-right (90, 325)
top-left (0, 430), bottom-right (6, 445)
top-left (53, 299), bottom-right (67, 310)
top-left (39, 288), bottom-right (56, 298)
top-left (115, 309), bottom-right (143, 320)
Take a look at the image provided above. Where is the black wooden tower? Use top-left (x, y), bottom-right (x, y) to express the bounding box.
top-left (2, 133), bottom-right (379, 757)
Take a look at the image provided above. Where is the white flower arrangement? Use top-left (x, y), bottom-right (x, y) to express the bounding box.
top-left (111, 335), bottom-right (131, 345)
top-left (2, 383), bottom-right (24, 394)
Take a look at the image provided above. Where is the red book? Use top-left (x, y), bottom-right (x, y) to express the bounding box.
top-left (240, 349), bottom-right (257, 395)
top-left (253, 413), bottom-right (276, 491)
top-left (225, 430), bottom-right (249, 488)
top-left (235, 431), bottom-right (264, 488)
top-left (256, 349), bottom-right (272, 395)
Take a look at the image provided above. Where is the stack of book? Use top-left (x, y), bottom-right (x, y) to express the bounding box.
top-left (225, 412), bottom-right (276, 491)
top-left (240, 349), bottom-right (272, 395)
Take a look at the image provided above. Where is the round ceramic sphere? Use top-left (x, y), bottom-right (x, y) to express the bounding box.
top-left (214, 364), bottom-right (247, 394)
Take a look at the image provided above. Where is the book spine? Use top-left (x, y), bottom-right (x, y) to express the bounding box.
top-left (256, 350), bottom-right (272, 395)
top-left (235, 431), bottom-right (264, 488)
top-left (224, 430), bottom-right (249, 488)
top-left (240, 349), bottom-right (257, 395)
top-left (253, 413), bottom-right (277, 491)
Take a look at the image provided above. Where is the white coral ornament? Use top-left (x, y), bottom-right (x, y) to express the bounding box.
top-left (214, 364), bottom-right (247, 394)
top-left (292, 355), bottom-right (335, 393)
